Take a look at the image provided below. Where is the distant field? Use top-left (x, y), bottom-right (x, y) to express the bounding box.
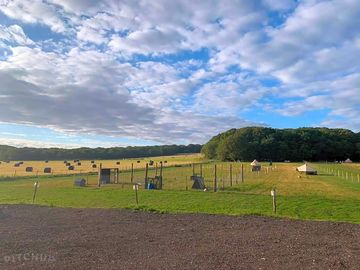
top-left (0, 159), bottom-right (359, 223)
top-left (0, 153), bottom-right (204, 177)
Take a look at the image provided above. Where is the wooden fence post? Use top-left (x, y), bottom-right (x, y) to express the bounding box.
top-left (271, 188), bottom-right (277, 214)
top-left (159, 162), bottom-right (163, 189)
top-left (229, 164), bottom-right (233, 187)
top-left (98, 163), bottom-right (102, 187)
top-left (32, 181), bottom-right (39, 203)
top-left (131, 163), bottom-right (134, 183)
top-left (214, 164), bottom-right (217, 192)
top-left (241, 164), bottom-right (244, 183)
top-left (144, 163), bottom-right (149, 189)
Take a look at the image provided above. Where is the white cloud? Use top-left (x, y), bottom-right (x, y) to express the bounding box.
top-left (0, 0), bottom-right (67, 32)
top-left (0, 24), bottom-right (34, 45)
top-left (0, 0), bottom-right (359, 148)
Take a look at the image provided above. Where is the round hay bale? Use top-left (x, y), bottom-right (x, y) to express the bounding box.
top-left (44, 167), bottom-right (51, 173)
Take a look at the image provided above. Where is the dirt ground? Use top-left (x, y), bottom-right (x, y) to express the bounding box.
top-left (0, 205), bottom-right (359, 270)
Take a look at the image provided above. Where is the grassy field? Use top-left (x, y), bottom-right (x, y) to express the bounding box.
top-left (0, 158), bottom-right (359, 223)
top-left (0, 153), bottom-right (204, 177)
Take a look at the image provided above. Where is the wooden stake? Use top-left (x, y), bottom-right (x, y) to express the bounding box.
top-left (241, 164), bottom-right (244, 183)
top-left (145, 163), bottom-right (149, 189)
top-left (229, 164), bottom-right (233, 187)
top-left (271, 188), bottom-right (277, 214)
top-left (200, 163), bottom-right (203, 177)
top-left (131, 163), bottom-right (134, 183)
top-left (133, 184), bottom-right (139, 205)
top-left (214, 164), bottom-right (217, 192)
top-left (98, 163), bottom-right (102, 187)
top-left (116, 168), bottom-right (119, 184)
top-left (159, 162), bottom-right (163, 189)
top-left (32, 181), bottom-right (39, 204)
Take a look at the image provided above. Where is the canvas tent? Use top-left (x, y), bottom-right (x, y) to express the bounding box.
top-left (250, 160), bottom-right (261, 171)
top-left (344, 158), bottom-right (352, 163)
top-left (296, 164), bottom-right (317, 175)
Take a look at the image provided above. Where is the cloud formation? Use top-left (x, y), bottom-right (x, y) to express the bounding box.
top-left (0, 0), bottom-right (359, 146)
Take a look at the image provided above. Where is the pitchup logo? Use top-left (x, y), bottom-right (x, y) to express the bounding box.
top-left (3, 253), bottom-right (56, 263)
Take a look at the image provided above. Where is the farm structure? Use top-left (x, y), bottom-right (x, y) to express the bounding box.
top-left (297, 164), bottom-right (317, 175)
top-left (251, 160), bottom-right (261, 171)
top-left (98, 164), bottom-right (120, 186)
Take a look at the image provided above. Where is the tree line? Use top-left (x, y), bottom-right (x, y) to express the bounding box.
top-left (201, 127), bottom-right (360, 162)
top-left (0, 144), bottom-right (202, 161)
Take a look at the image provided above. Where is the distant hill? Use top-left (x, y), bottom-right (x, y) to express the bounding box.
top-left (0, 144), bottom-right (202, 161)
top-left (201, 127), bottom-right (360, 162)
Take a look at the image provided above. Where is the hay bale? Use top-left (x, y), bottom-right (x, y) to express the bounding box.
top-left (116, 161), bottom-right (120, 165)
top-left (92, 164), bottom-right (97, 168)
top-left (44, 167), bottom-right (51, 173)
top-left (137, 160), bottom-right (140, 163)
top-left (25, 167), bottom-right (33, 172)
top-left (45, 160), bottom-right (49, 163)
top-left (63, 160), bottom-right (67, 163)
top-left (91, 160), bottom-right (95, 163)
top-left (164, 161), bottom-right (167, 163)
top-left (14, 163), bottom-right (20, 167)
top-left (68, 165), bottom-right (74, 170)
top-left (77, 162), bottom-right (81, 166)
top-left (66, 162), bottom-right (71, 166)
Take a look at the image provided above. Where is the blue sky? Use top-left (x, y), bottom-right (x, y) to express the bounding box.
top-left (0, 0), bottom-right (359, 148)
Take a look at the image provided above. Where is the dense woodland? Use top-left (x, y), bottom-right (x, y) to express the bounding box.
top-left (1, 127), bottom-right (359, 162)
top-left (0, 144), bottom-right (202, 161)
top-left (201, 127), bottom-right (360, 162)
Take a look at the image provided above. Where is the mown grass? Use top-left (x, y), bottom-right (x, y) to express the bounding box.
top-left (0, 162), bottom-right (359, 223)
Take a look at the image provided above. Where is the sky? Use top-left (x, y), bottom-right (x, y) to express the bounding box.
top-left (0, 0), bottom-right (359, 148)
